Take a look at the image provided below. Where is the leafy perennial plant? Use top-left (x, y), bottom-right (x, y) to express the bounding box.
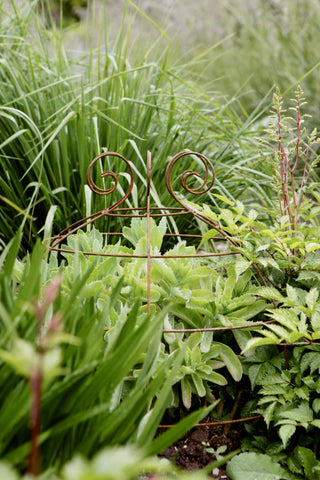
top-left (1, 74), bottom-right (320, 480)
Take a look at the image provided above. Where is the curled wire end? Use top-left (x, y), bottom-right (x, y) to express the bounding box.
top-left (165, 151), bottom-right (215, 208)
top-left (86, 151), bottom-right (134, 209)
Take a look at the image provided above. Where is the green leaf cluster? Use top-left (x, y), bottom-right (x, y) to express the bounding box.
top-left (0, 232), bottom-right (214, 473)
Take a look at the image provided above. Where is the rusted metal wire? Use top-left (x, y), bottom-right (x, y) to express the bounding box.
top-left (49, 149), bottom-right (275, 318)
top-left (158, 415), bottom-right (262, 429)
top-left (51, 150), bottom-right (236, 258)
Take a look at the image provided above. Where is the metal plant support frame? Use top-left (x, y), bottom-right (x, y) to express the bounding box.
top-left (50, 150), bottom-right (274, 322)
top-left (49, 150), bottom-right (278, 428)
top-left (50, 150), bottom-right (242, 313)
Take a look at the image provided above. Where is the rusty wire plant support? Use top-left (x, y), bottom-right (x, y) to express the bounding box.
top-left (50, 150), bottom-right (273, 428)
top-left (50, 150), bottom-right (243, 314)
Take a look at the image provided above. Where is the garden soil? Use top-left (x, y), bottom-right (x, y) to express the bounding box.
top-left (159, 420), bottom-right (243, 479)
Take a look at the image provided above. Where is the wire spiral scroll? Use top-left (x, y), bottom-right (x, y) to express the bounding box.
top-left (86, 151), bottom-right (134, 211)
top-left (165, 151), bottom-right (215, 211)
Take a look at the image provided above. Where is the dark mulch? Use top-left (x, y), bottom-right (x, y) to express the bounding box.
top-left (159, 421), bottom-right (243, 479)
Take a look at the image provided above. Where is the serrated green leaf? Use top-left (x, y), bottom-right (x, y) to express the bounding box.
top-left (199, 228), bottom-right (219, 246)
top-left (279, 424), bottom-right (296, 448)
top-left (286, 284), bottom-right (298, 304)
top-left (305, 288), bottom-right (319, 311)
top-left (301, 352), bottom-right (320, 374)
top-left (306, 242), bottom-right (320, 253)
top-left (312, 398), bottom-right (320, 414)
top-left (226, 299), bottom-right (267, 321)
top-left (263, 400), bottom-right (277, 428)
top-left (279, 403), bottom-right (313, 423)
top-left (266, 324), bottom-right (291, 342)
top-left (243, 335), bottom-right (278, 353)
top-left (311, 311), bottom-right (320, 332)
top-left (269, 308), bottom-right (300, 329)
top-left (254, 286), bottom-right (284, 302)
top-left (234, 257), bottom-right (252, 278)
top-left (294, 447), bottom-right (319, 478)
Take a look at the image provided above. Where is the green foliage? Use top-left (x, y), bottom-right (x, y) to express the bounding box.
top-left (207, 0), bottom-right (320, 132)
top-left (226, 452), bottom-right (296, 480)
top-left (260, 86), bottom-right (320, 234)
top-left (243, 344), bottom-right (320, 447)
top-left (50, 218), bottom-right (245, 410)
top-left (0, 445), bottom-right (210, 480)
top-left (2, 2), bottom-right (320, 477)
top-left (0, 0), bottom-right (263, 253)
top-left (0, 231), bottom-right (215, 474)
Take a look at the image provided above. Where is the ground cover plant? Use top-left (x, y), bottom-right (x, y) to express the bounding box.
top-left (1, 1), bottom-right (320, 479)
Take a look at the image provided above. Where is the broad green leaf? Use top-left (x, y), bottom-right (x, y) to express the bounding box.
top-left (218, 343), bottom-right (242, 381)
top-left (200, 371), bottom-right (227, 386)
top-left (191, 374), bottom-right (206, 397)
top-left (201, 331), bottom-right (213, 353)
top-left (181, 377), bottom-right (192, 409)
top-left (187, 332), bottom-right (202, 350)
top-left (221, 275), bottom-right (236, 304)
top-left (226, 452), bottom-right (295, 480)
top-left (190, 345), bottom-right (202, 367)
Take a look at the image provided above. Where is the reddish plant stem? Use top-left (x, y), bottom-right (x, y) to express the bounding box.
top-left (291, 98), bottom-right (301, 233)
top-left (278, 110), bottom-right (292, 227)
top-left (298, 143), bottom-right (313, 208)
top-left (292, 96), bottom-right (301, 173)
